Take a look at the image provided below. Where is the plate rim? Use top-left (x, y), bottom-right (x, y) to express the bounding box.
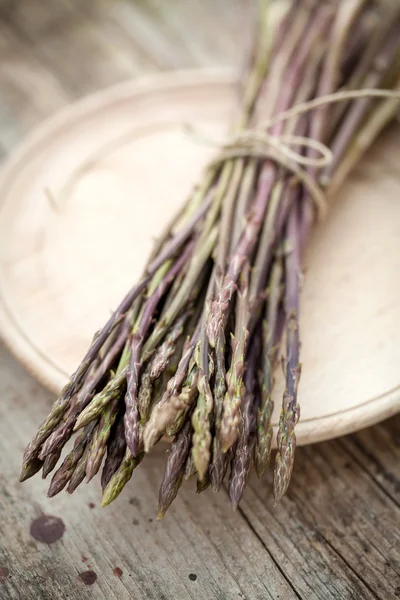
top-left (0, 68), bottom-right (398, 447)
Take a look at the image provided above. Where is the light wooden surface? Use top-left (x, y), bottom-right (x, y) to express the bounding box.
top-left (0, 71), bottom-right (399, 448)
top-left (0, 2), bottom-right (399, 599)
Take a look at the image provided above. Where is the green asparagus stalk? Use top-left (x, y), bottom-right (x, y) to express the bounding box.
top-left (85, 397), bottom-right (119, 482)
top-left (102, 449), bottom-right (145, 507)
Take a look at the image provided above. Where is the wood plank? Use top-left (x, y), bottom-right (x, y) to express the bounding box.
top-left (2, 0), bottom-right (236, 102)
top-left (240, 434), bottom-right (400, 600)
top-left (2, 4), bottom-right (143, 97)
top-left (0, 343), bottom-right (295, 600)
top-left (0, 23), bottom-right (70, 148)
top-left (70, 0), bottom-right (237, 68)
top-left (340, 416), bottom-right (400, 506)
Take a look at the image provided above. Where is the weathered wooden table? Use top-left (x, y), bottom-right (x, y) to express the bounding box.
top-left (0, 2), bottom-right (399, 599)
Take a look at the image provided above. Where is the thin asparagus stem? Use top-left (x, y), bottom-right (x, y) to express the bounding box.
top-left (157, 417), bottom-right (193, 519)
top-left (48, 423), bottom-right (96, 497)
top-left (101, 411), bottom-right (127, 490)
top-left (274, 201), bottom-right (302, 504)
top-left (219, 264), bottom-right (250, 453)
top-left (209, 330), bottom-right (228, 491)
top-left (85, 396), bottom-right (119, 482)
top-left (184, 452), bottom-right (197, 480)
top-left (191, 273), bottom-right (216, 481)
top-left (73, 373), bottom-right (125, 431)
top-left (254, 257), bottom-right (284, 478)
top-left (228, 379), bottom-right (257, 510)
top-left (165, 365), bottom-right (199, 437)
top-left (42, 449), bottom-right (62, 479)
top-left (148, 313), bottom-right (189, 381)
top-left (196, 470), bottom-right (211, 494)
top-left (102, 449), bottom-right (145, 507)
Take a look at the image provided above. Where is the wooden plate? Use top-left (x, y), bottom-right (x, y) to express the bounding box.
top-left (0, 69), bottom-right (399, 446)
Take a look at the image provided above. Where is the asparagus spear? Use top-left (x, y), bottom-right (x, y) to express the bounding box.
top-left (48, 423), bottom-right (96, 497)
top-left (102, 449), bottom-right (145, 507)
top-left (85, 396), bottom-right (119, 482)
top-left (101, 411), bottom-right (127, 490)
top-left (42, 449), bottom-right (62, 480)
top-left (274, 201), bottom-right (302, 504)
top-left (149, 313), bottom-right (189, 380)
top-left (157, 417), bottom-right (193, 519)
top-left (209, 332), bottom-right (229, 491)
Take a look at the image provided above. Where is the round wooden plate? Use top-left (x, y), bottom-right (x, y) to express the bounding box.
top-left (0, 70), bottom-right (399, 446)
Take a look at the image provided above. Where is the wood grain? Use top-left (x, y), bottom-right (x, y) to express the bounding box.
top-left (0, 2), bottom-right (399, 599)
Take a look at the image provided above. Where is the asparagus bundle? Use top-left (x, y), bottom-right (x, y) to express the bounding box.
top-left (21, 0), bottom-right (400, 516)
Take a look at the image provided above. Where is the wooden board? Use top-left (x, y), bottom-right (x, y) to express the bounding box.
top-left (1, 342), bottom-right (398, 600)
top-left (0, 69), bottom-right (399, 447)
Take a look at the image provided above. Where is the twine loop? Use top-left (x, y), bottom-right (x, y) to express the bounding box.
top-left (185, 88), bottom-right (400, 221)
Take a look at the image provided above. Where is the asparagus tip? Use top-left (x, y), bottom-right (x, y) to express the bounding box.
top-left (101, 493), bottom-right (113, 507)
top-left (156, 508), bottom-right (166, 520)
top-left (273, 443), bottom-right (295, 505)
top-left (19, 459), bottom-right (43, 482)
top-left (230, 499), bottom-right (239, 511)
top-left (72, 415), bottom-right (86, 432)
top-left (47, 486), bottom-right (59, 499)
top-left (19, 469), bottom-right (32, 483)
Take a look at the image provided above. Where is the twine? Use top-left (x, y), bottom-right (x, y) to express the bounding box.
top-left (185, 88), bottom-right (400, 221)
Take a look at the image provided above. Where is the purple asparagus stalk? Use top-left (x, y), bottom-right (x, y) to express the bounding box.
top-left (101, 411), bottom-right (127, 490)
top-left (228, 382), bottom-right (257, 510)
top-left (157, 416), bottom-right (193, 519)
top-left (85, 396), bottom-right (119, 482)
top-left (254, 256), bottom-right (284, 478)
top-left (274, 202), bottom-right (302, 504)
top-left (47, 423), bottom-right (96, 497)
top-left (42, 449), bottom-right (62, 479)
top-left (206, 165), bottom-right (275, 348)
